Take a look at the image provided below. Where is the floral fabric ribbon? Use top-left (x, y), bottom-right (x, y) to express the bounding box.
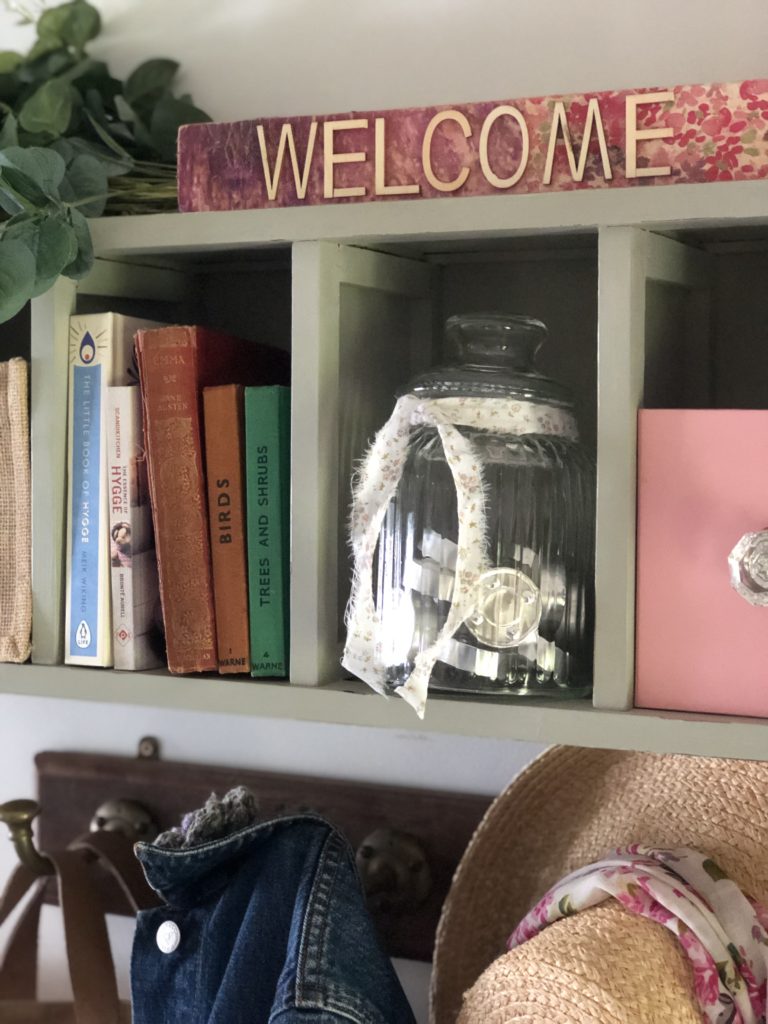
top-left (341, 393), bottom-right (576, 718)
top-left (509, 846), bottom-right (768, 1024)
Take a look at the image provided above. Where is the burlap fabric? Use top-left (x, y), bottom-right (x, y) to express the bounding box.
top-left (0, 357), bottom-right (31, 662)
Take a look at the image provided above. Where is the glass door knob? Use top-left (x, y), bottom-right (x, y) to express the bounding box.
top-left (729, 529), bottom-right (768, 607)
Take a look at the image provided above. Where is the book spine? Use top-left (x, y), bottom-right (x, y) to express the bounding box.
top-left (106, 387), bottom-right (164, 671)
top-left (30, 282), bottom-right (72, 666)
top-left (64, 314), bottom-right (162, 667)
top-left (136, 327), bottom-right (218, 673)
top-left (64, 315), bottom-right (114, 666)
top-left (203, 386), bottom-right (250, 673)
top-left (245, 386), bottom-right (290, 677)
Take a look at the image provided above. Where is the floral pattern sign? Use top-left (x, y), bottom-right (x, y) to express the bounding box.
top-left (179, 80), bottom-right (768, 211)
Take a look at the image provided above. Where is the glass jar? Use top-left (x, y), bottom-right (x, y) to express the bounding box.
top-left (343, 313), bottom-right (595, 714)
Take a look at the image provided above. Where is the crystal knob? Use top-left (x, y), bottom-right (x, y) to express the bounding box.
top-left (466, 567), bottom-right (542, 648)
top-left (729, 530), bottom-right (768, 607)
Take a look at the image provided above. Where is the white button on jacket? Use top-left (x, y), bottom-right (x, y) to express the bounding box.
top-left (156, 920), bottom-right (181, 954)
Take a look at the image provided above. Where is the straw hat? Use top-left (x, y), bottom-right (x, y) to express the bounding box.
top-left (431, 745), bottom-right (768, 1023)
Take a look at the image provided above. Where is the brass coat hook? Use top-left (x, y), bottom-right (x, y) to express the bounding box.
top-left (0, 799), bottom-right (54, 876)
top-left (0, 795), bottom-right (159, 877)
top-left (90, 798), bottom-right (158, 841)
top-left (356, 828), bottom-right (432, 914)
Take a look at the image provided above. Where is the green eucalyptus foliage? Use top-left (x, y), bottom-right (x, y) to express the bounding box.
top-left (0, 0), bottom-right (210, 322)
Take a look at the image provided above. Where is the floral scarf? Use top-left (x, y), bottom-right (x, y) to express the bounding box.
top-left (509, 847), bottom-right (768, 1024)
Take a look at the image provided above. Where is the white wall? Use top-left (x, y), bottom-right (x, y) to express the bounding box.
top-left (3, 0), bottom-right (768, 121)
top-left (2, 0), bottom-right (767, 1018)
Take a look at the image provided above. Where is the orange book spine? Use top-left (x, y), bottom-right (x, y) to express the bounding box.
top-left (203, 385), bottom-right (250, 673)
top-left (135, 327), bottom-right (217, 673)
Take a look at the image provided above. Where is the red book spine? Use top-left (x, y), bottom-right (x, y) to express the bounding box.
top-left (136, 327), bottom-right (217, 673)
top-left (203, 385), bottom-right (250, 673)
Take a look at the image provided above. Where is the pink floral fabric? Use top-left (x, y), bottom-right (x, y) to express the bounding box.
top-left (509, 847), bottom-right (768, 1024)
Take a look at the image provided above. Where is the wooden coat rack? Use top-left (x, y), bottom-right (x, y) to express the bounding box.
top-left (26, 738), bottom-right (491, 962)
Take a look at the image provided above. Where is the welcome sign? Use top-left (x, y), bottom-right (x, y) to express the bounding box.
top-left (177, 80), bottom-right (768, 211)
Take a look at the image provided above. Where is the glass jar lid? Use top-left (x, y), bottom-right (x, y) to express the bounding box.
top-left (407, 313), bottom-right (574, 408)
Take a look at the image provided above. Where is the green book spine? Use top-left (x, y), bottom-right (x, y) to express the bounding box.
top-left (245, 385), bottom-right (290, 677)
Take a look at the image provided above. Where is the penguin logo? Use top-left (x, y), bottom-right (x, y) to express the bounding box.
top-left (75, 620), bottom-right (92, 649)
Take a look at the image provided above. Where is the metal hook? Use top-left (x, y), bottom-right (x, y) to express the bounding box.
top-left (89, 798), bottom-right (158, 841)
top-left (355, 828), bottom-right (432, 914)
top-left (0, 799), bottom-right (54, 877)
top-left (0, 793), bottom-right (159, 877)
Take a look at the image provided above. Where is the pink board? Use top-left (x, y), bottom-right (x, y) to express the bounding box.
top-left (635, 409), bottom-right (768, 717)
top-left (178, 80), bottom-right (768, 212)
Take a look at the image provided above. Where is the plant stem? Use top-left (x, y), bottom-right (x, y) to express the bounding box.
top-left (0, 0), bottom-right (44, 25)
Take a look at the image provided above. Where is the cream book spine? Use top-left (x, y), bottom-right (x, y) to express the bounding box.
top-left (106, 385), bottom-right (164, 671)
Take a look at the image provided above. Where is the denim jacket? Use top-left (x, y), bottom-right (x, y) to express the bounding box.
top-left (131, 813), bottom-right (417, 1024)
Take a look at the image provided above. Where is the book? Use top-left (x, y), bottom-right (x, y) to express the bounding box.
top-left (245, 385), bottom-right (290, 678)
top-left (105, 386), bottom-right (165, 671)
top-left (30, 283), bottom-right (70, 666)
top-left (135, 325), bottom-right (289, 675)
top-left (65, 313), bottom-right (162, 667)
top-left (203, 385), bottom-right (250, 673)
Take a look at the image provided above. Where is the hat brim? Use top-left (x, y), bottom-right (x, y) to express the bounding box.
top-left (431, 745), bottom-right (768, 1023)
top-left (457, 903), bottom-right (702, 1024)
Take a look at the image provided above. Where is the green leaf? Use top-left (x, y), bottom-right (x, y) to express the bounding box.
top-left (56, 57), bottom-right (95, 84)
top-left (0, 184), bottom-right (24, 215)
top-left (109, 121), bottom-right (135, 145)
top-left (0, 145), bottom-right (67, 196)
top-left (149, 92), bottom-right (210, 161)
top-left (77, 67), bottom-right (122, 107)
top-left (0, 73), bottom-right (21, 104)
top-left (0, 237), bottom-right (36, 323)
top-left (130, 111), bottom-right (154, 154)
top-left (61, 207), bottom-right (92, 279)
top-left (59, 153), bottom-right (107, 215)
top-left (123, 59), bottom-right (178, 105)
top-left (55, 135), bottom-right (132, 178)
top-left (37, 1), bottom-right (101, 52)
top-left (48, 137), bottom-right (76, 163)
top-left (3, 212), bottom-right (78, 296)
top-left (83, 108), bottom-right (134, 163)
top-left (33, 215), bottom-right (78, 294)
top-left (19, 78), bottom-right (75, 136)
top-left (113, 94), bottom-right (135, 123)
top-left (3, 215), bottom-right (41, 251)
top-left (702, 858), bottom-right (728, 883)
top-left (0, 164), bottom-right (50, 209)
top-left (84, 86), bottom-right (107, 124)
top-left (26, 34), bottom-right (65, 64)
top-left (0, 113), bottom-right (19, 148)
top-left (0, 52), bottom-right (22, 74)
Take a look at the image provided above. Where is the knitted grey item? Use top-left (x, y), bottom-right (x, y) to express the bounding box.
top-left (153, 786), bottom-right (260, 849)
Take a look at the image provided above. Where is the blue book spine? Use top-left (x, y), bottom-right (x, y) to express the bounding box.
top-left (68, 363), bottom-right (102, 657)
